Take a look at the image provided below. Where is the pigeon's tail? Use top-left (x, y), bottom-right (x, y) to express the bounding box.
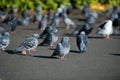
top-left (80, 41), bottom-right (86, 53)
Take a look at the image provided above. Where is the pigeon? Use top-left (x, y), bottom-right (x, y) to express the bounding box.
top-left (0, 32), bottom-right (10, 51)
top-left (63, 14), bottom-right (76, 30)
top-left (3, 13), bottom-right (17, 33)
top-left (0, 27), bottom-right (4, 34)
top-left (0, 12), bottom-right (8, 22)
top-left (76, 31), bottom-right (88, 53)
top-left (33, 10), bottom-right (42, 24)
top-left (39, 28), bottom-right (58, 47)
top-left (113, 12), bottom-right (120, 30)
top-left (71, 22), bottom-right (93, 36)
top-left (52, 12), bottom-right (61, 26)
top-left (39, 20), bottom-right (56, 39)
top-left (0, 22), bottom-right (12, 34)
top-left (38, 14), bottom-right (48, 31)
top-left (17, 9), bottom-right (30, 25)
top-left (51, 37), bottom-right (70, 60)
top-left (97, 20), bottom-right (113, 39)
top-left (15, 34), bottom-right (39, 55)
top-left (80, 4), bottom-right (90, 14)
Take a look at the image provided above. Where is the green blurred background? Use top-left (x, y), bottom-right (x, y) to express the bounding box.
top-left (0, 0), bottom-right (120, 12)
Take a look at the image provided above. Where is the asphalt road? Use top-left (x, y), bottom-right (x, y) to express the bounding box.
top-left (0, 10), bottom-right (120, 80)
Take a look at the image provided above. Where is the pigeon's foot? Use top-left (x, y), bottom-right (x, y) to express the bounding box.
top-left (10, 31), bottom-right (15, 35)
top-left (21, 50), bottom-right (27, 55)
top-left (28, 51), bottom-right (32, 55)
top-left (59, 56), bottom-right (65, 61)
top-left (50, 44), bottom-right (55, 48)
top-left (40, 28), bottom-right (44, 32)
top-left (105, 36), bottom-right (112, 40)
top-left (66, 26), bottom-right (70, 30)
top-left (35, 21), bottom-right (38, 24)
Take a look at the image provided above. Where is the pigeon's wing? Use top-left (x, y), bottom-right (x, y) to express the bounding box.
top-left (51, 43), bottom-right (61, 56)
top-left (40, 33), bottom-right (52, 46)
top-left (84, 35), bottom-right (88, 46)
top-left (51, 32), bottom-right (58, 44)
top-left (97, 20), bottom-right (107, 29)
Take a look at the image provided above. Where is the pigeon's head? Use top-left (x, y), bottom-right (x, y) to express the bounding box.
top-left (3, 32), bottom-right (10, 37)
top-left (61, 37), bottom-right (69, 43)
top-left (31, 34), bottom-right (39, 39)
top-left (79, 31), bottom-right (86, 36)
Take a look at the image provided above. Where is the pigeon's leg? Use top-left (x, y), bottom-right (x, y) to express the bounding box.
top-left (28, 50), bottom-right (32, 54)
top-left (35, 21), bottom-right (38, 24)
top-left (60, 56), bottom-right (65, 60)
top-left (50, 44), bottom-right (55, 48)
top-left (66, 26), bottom-right (70, 30)
top-left (105, 35), bottom-right (112, 40)
top-left (10, 31), bottom-right (15, 35)
top-left (32, 49), bottom-right (36, 51)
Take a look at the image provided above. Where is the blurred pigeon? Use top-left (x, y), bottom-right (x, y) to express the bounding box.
top-left (76, 31), bottom-right (88, 53)
top-left (63, 14), bottom-right (76, 30)
top-left (80, 4), bottom-right (90, 14)
top-left (39, 28), bottom-right (58, 47)
top-left (0, 22), bottom-right (13, 34)
top-left (0, 27), bottom-right (4, 34)
top-left (0, 32), bottom-right (10, 51)
top-left (17, 17), bottom-right (29, 26)
top-left (86, 16), bottom-right (95, 24)
top-left (17, 9), bottom-right (30, 25)
top-left (65, 3), bottom-right (73, 15)
top-left (33, 10), bottom-right (42, 24)
top-left (39, 20), bottom-right (56, 39)
top-left (38, 14), bottom-right (48, 31)
top-left (113, 12), bottom-right (120, 30)
top-left (51, 37), bottom-right (70, 60)
top-left (47, 8), bottom-right (54, 22)
top-left (15, 34), bottom-right (39, 55)
top-left (97, 20), bottom-right (113, 39)
top-left (0, 12), bottom-right (8, 22)
top-left (72, 22), bottom-right (93, 36)
top-left (52, 12), bottom-right (61, 26)
top-left (4, 14), bottom-right (17, 33)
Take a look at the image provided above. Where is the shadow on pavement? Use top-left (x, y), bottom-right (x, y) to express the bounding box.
top-left (31, 55), bottom-right (58, 59)
top-left (109, 53), bottom-right (120, 56)
top-left (88, 36), bottom-right (103, 39)
top-left (5, 50), bottom-right (16, 54)
top-left (70, 50), bottom-right (80, 53)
